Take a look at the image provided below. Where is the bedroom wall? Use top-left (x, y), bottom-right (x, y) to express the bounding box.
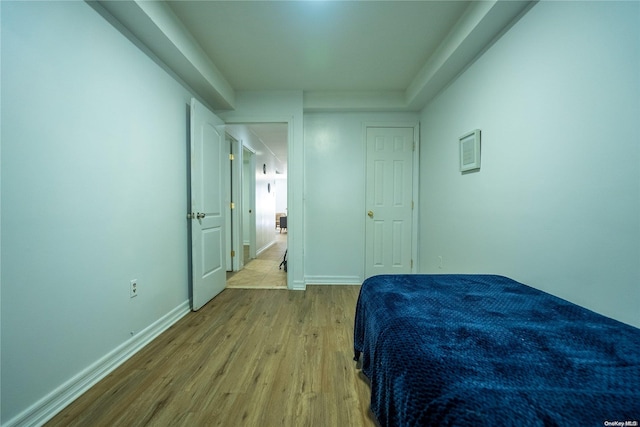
top-left (303, 112), bottom-right (418, 284)
top-left (1, 2), bottom-right (198, 424)
top-left (418, 1), bottom-right (640, 328)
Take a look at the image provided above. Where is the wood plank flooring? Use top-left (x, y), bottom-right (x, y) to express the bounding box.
top-left (226, 233), bottom-right (287, 289)
top-left (46, 286), bottom-right (377, 427)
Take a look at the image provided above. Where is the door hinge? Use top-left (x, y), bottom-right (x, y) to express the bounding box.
top-left (229, 153), bottom-right (235, 160)
top-left (231, 250), bottom-right (236, 257)
top-left (412, 200), bottom-right (414, 210)
top-left (411, 259), bottom-right (414, 269)
top-left (230, 202), bottom-right (235, 209)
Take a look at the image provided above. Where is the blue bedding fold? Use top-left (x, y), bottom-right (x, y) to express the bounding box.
top-left (353, 274), bottom-right (640, 426)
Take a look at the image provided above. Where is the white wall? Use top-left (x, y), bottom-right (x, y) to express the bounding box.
top-left (1, 2), bottom-right (197, 423)
top-left (242, 154), bottom-right (253, 244)
top-left (303, 112), bottom-right (418, 284)
top-left (419, 1), bottom-right (640, 328)
top-left (275, 176), bottom-right (288, 216)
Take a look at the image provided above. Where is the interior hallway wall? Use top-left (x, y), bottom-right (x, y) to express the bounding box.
top-left (418, 1), bottom-right (640, 328)
top-left (275, 176), bottom-right (288, 216)
top-left (242, 154), bottom-right (253, 245)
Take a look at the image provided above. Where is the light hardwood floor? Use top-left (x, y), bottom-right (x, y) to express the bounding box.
top-left (46, 286), bottom-right (377, 426)
top-left (227, 233), bottom-right (287, 289)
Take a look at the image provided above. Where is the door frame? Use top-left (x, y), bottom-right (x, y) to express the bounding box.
top-left (242, 145), bottom-right (257, 265)
top-left (224, 116), bottom-right (294, 290)
top-left (225, 139), bottom-right (257, 273)
top-left (363, 122), bottom-right (420, 277)
top-left (226, 133), bottom-right (243, 272)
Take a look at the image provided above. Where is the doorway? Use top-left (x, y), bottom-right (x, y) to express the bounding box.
top-left (224, 123), bottom-right (288, 288)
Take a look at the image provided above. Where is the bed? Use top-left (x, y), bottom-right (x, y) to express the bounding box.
top-left (353, 274), bottom-right (640, 426)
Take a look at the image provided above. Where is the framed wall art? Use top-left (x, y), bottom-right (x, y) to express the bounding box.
top-left (459, 129), bottom-right (481, 172)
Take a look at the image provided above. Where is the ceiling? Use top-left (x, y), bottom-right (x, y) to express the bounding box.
top-left (245, 123), bottom-right (289, 172)
top-left (166, 1), bottom-right (472, 170)
top-left (95, 0), bottom-right (534, 174)
top-left (166, 1), bottom-right (470, 93)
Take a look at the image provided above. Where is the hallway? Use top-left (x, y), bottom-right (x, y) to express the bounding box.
top-left (226, 232), bottom-right (287, 289)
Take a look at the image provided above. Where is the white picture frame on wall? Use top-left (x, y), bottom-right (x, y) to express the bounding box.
top-left (459, 129), bottom-right (481, 172)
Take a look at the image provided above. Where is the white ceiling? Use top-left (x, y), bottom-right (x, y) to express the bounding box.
top-left (95, 0), bottom-right (534, 174)
top-left (246, 123), bottom-right (289, 171)
top-left (166, 1), bottom-right (470, 92)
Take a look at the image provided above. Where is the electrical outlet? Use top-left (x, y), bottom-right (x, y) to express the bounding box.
top-left (130, 279), bottom-right (138, 298)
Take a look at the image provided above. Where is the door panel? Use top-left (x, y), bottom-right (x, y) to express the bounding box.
top-left (373, 220), bottom-right (384, 266)
top-left (202, 228), bottom-right (222, 275)
top-left (190, 98), bottom-right (226, 311)
top-left (392, 220), bottom-right (404, 266)
top-left (365, 127), bottom-right (414, 278)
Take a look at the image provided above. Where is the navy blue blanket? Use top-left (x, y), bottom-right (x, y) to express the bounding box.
top-left (354, 275), bottom-right (640, 426)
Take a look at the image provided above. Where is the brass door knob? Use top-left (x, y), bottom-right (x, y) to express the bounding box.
top-left (367, 211), bottom-right (374, 218)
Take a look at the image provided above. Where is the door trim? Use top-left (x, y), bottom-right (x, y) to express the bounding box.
top-left (227, 133), bottom-right (243, 272)
top-left (363, 122), bottom-right (420, 277)
top-left (223, 116), bottom-right (296, 290)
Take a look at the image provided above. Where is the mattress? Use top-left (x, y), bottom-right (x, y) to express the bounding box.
top-left (353, 274), bottom-right (640, 426)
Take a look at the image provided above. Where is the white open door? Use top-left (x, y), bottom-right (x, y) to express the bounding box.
top-left (365, 127), bottom-right (415, 278)
top-left (189, 98), bottom-right (226, 311)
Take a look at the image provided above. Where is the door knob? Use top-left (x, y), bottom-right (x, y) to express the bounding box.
top-left (197, 213), bottom-right (206, 219)
top-left (367, 211), bottom-right (374, 218)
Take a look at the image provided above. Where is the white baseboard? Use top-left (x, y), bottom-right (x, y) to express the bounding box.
top-left (304, 275), bottom-right (362, 286)
top-left (5, 301), bottom-right (191, 427)
top-left (292, 279), bottom-right (306, 290)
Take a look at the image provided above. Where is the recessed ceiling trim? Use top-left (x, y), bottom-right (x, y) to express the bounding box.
top-left (96, 0), bottom-right (236, 110)
top-left (304, 91), bottom-right (407, 113)
top-left (406, 0), bottom-right (536, 110)
top-left (94, 0), bottom-right (534, 113)
top-left (304, 1), bottom-right (535, 112)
